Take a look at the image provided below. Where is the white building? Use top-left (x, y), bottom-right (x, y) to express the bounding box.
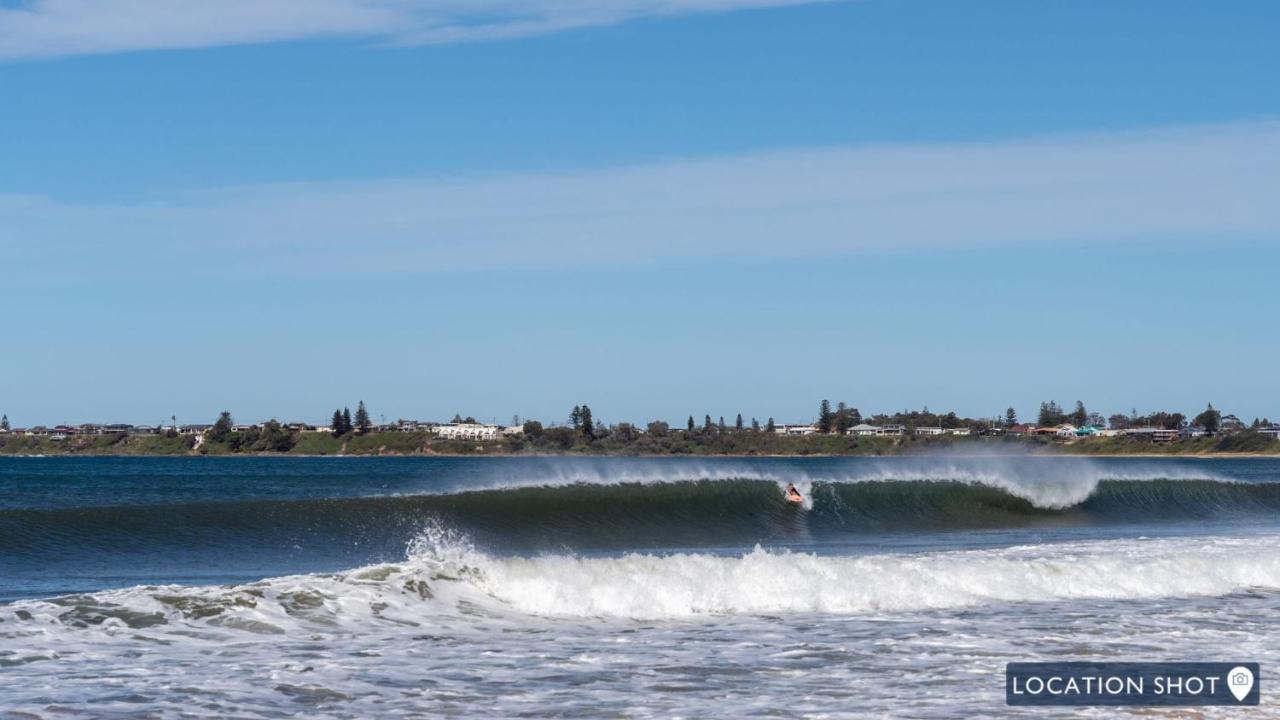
top-left (775, 424), bottom-right (817, 436)
top-left (1125, 427), bottom-right (1179, 443)
top-left (435, 423), bottom-right (500, 441)
top-left (1054, 424), bottom-right (1078, 438)
top-left (876, 425), bottom-right (906, 436)
top-left (945, 427), bottom-right (971, 436)
top-left (916, 427), bottom-right (944, 436)
top-left (847, 423), bottom-right (880, 436)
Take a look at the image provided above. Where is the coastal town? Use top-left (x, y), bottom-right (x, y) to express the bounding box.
top-left (2, 399), bottom-right (1278, 452)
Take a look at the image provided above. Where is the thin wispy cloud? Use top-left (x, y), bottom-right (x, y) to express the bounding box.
top-left (6, 121), bottom-right (1280, 280)
top-left (0, 0), bottom-right (832, 60)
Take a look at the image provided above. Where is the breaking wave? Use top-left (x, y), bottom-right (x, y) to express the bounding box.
top-left (6, 528), bottom-right (1280, 632)
top-left (3, 471), bottom-right (1274, 558)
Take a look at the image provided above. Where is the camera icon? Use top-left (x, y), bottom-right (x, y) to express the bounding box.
top-left (1226, 666), bottom-right (1255, 702)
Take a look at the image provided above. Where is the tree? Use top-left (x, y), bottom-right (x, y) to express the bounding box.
top-left (834, 402), bottom-right (851, 435)
top-left (818, 399), bottom-right (833, 434)
top-left (1004, 407), bottom-right (1017, 426)
top-left (354, 401), bottom-right (371, 434)
top-left (210, 412), bottom-right (233, 443)
top-left (1038, 401), bottom-right (1067, 427)
top-left (570, 405), bottom-right (582, 430)
top-left (647, 420), bottom-right (669, 437)
top-left (522, 420), bottom-right (544, 439)
top-left (579, 405), bottom-right (594, 440)
top-left (1071, 401), bottom-right (1087, 427)
top-left (751, 417), bottom-right (760, 432)
top-left (1194, 403), bottom-right (1222, 434)
top-left (1108, 413), bottom-right (1130, 430)
top-left (331, 409), bottom-right (345, 437)
top-left (766, 417), bottom-right (776, 433)
top-left (256, 420), bottom-right (296, 453)
top-left (0, 414), bottom-right (9, 431)
top-left (342, 407), bottom-right (352, 435)
top-left (735, 413), bottom-right (744, 431)
top-left (1131, 410), bottom-right (1185, 430)
top-left (704, 414), bottom-right (713, 431)
top-left (687, 415), bottom-right (696, 432)
top-left (718, 416), bottom-right (726, 432)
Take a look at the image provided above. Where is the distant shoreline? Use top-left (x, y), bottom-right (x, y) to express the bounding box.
top-left (3, 449), bottom-right (1279, 460)
top-left (4, 425), bottom-right (1279, 459)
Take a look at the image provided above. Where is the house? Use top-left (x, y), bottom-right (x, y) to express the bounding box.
top-left (775, 424), bottom-right (817, 436)
top-left (945, 427), bottom-right (971, 436)
top-left (1096, 428), bottom-right (1123, 438)
top-left (1180, 426), bottom-right (1211, 440)
top-left (1125, 427), bottom-right (1180, 443)
top-left (1054, 424), bottom-right (1078, 438)
top-left (501, 425), bottom-right (525, 437)
top-left (435, 423), bottom-right (500, 441)
top-left (1074, 425), bottom-right (1104, 438)
top-left (1259, 425), bottom-right (1280, 441)
top-left (129, 425), bottom-right (161, 436)
top-left (181, 424), bottom-right (214, 435)
top-left (1007, 424), bottom-right (1034, 436)
top-left (47, 425), bottom-right (78, 441)
top-left (876, 425), bottom-right (906, 436)
top-left (915, 427), bottom-right (944, 436)
top-left (846, 423), bottom-right (880, 436)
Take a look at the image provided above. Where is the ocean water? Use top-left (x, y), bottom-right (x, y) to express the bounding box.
top-left (2, 455), bottom-right (1279, 717)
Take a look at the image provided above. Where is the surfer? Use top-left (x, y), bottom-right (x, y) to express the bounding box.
top-left (785, 483), bottom-right (804, 504)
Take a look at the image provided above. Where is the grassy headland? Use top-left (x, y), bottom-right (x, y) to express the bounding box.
top-left (3, 428), bottom-right (1277, 457)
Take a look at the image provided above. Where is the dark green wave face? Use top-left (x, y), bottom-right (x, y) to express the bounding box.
top-left (6, 478), bottom-right (1280, 564)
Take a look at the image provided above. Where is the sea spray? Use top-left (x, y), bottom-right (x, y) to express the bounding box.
top-left (448, 454), bottom-right (1231, 510)
top-left (7, 532), bottom-right (1280, 632)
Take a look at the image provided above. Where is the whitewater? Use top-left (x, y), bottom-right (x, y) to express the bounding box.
top-left (3, 455), bottom-right (1280, 717)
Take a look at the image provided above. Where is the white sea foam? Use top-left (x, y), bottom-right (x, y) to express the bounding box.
top-left (6, 529), bottom-right (1280, 717)
top-left (473, 534), bottom-right (1280, 618)
top-left (6, 529), bottom-right (1278, 635)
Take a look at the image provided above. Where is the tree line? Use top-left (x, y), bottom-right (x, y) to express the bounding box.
top-left (329, 401), bottom-right (371, 437)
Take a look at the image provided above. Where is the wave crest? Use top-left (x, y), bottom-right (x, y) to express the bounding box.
top-left (7, 529), bottom-right (1280, 633)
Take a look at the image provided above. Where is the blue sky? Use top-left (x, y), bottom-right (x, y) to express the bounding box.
top-left (2, 0), bottom-right (1279, 427)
